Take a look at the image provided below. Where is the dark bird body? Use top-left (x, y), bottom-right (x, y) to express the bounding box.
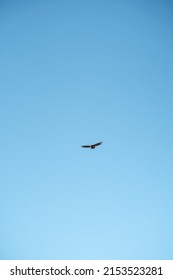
top-left (81, 141), bottom-right (102, 149)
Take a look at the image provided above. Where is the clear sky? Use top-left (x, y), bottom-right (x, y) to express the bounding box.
top-left (0, 0), bottom-right (173, 260)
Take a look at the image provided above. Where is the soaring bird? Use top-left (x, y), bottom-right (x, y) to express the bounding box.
top-left (81, 141), bottom-right (102, 149)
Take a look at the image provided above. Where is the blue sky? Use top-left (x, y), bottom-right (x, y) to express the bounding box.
top-left (0, 0), bottom-right (173, 259)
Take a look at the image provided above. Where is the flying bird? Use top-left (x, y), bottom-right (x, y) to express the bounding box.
top-left (81, 141), bottom-right (102, 149)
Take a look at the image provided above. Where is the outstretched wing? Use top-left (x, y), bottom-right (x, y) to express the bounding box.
top-left (81, 141), bottom-right (102, 148)
top-left (81, 145), bottom-right (91, 148)
top-left (91, 141), bottom-right (102, 148)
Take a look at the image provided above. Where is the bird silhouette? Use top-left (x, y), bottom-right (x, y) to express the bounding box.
top-left (81, 141), bottom-right (102, 149)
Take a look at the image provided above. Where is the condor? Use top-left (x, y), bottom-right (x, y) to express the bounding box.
top-left (81, 141), bottom-right (102, 149)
